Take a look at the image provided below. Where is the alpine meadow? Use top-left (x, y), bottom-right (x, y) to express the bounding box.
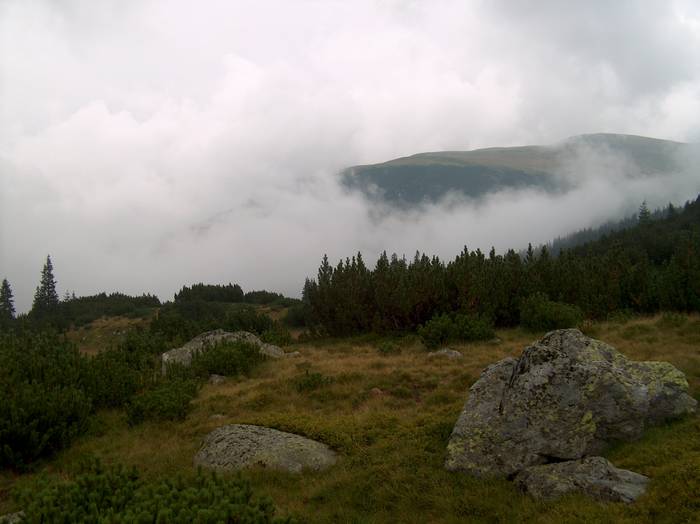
top-left (1, 2), bottom-right (700, 523)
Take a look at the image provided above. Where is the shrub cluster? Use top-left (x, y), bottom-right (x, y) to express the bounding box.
top-left (292, 370), bottom-right (334, 393)
top-left (16, 460), bottom-right (293, 523)
top-left (418, 313), bottom-right (495, 349)
top-left (150, 302), bottom-right (273, 345)
top-left (190, 341), bottom-right (267, 378)
top-left (519, 292), bottom-right (583, 331)
top-left (126, 379), bottom-right (200, 426)
top-left (261, 326), bottom-right (293, 347)
top-left (0, 333), bottom-right (92, 470)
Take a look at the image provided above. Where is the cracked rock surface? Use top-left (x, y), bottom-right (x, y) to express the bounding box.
top-left (445, 329), bottom-right (696, 492)
top-left (194, 424), bottom-right (337, 473)
top-left (514, 457), bottom-right (649, 503)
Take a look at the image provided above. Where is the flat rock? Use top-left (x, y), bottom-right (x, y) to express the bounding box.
top-left (194, 424), bottom-right (337, 473)
top-left (446, 329), bottom-right (697, 478)
top-left (161, 329), bottom-right (285, 374)
top-left (427, 348), bottom-right (463, 359)
top-left (208, 374), bottom-right (226, 385)
top-left (514, 456), bottom-right (649, 503)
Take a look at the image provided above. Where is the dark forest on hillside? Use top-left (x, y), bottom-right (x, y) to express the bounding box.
top-left (302, 196), bottom-right (700, 336)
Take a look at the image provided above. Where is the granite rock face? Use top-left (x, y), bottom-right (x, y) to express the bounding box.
top-left (161, 329), bottom-right (285, 374)
top-left (194, 424), bottom-right (337, 473)
top-left (445, 329), bottom-right (696, 478)
top-left (514, 457), bottom-right (649, 503)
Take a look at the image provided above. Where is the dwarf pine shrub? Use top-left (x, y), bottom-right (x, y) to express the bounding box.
top-left (126, 379), bottom-right (199, 426)
top-left (16, 459), bottom-right (293, 523)
top-left (417, 313), bottom-right (494, 349)
top-left (0, 333), bottom-right (92, 470)
top-left (520, 292), bottom-right (583, 331)
top-left (190, 341), bottom-right (267, 378)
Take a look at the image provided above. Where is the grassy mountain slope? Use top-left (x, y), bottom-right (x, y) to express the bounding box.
top-left (342, 133), bottom-right (688, 205)
top-left (2, 316), bottom-right (698, 522)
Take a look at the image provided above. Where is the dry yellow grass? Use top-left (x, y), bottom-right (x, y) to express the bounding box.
top-left (65, 316), bottom-right (150, 355)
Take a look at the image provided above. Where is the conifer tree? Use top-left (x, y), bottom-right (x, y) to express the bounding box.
top-left (638, 201), bottom-right (651, 224)
top-left (32, 255), bottom-right (60, 318)
top-left (0, 278), bottom-right (15, 323)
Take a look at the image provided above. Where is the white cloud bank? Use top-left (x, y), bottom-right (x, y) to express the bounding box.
top-left (2, 0), bottom-right (700, 311)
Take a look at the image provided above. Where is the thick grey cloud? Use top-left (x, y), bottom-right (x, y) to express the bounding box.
top-left (2, 0), bottom-right (700, 312)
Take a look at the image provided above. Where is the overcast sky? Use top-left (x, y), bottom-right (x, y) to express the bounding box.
top-left (2, 0), bottom-right (700, 312)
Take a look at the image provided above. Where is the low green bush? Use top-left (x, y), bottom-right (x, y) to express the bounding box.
top-left (261, 325), bottom-right (293, 347)
top-left (83, 349), bottom-right (143, 409)
top-left (520, 292), bottom-right (583, 331)
top-left (0, 333), bottom-right (93, 470)
top-left (377, 341), bottom-right (401, 355)
top-left (0, 382), bottom-right (92, 471)
top-left (190, 341), bottom-right (267, 378)
top-left (417, 313), bottom-right (494, 349)
top-left (16, 459), bottom-right (293, 523)
top-left (292, 370), bottom-right (334, 393)
top-left (126, 379), bottom-right (199, 426)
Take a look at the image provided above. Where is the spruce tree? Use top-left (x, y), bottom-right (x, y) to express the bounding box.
top-left (32, 255), bottom-right (60, 318)
top-left (0, 278), bottom-right (15, 324)
top-left (638, 201), bottom-right (651, 224)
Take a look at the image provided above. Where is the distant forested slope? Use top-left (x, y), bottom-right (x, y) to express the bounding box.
top-left (342, 133), bottom-right (687, 205)
top-left (302, 194), bottom-right (700, 335)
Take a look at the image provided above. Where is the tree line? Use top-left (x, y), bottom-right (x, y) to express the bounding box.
top-left (302, 196), bottom-right (700, 336)
top-left (0, 255), bottom-right (160, 332)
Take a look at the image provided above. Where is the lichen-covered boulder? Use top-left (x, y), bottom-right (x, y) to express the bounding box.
top-left (194, 424), bottom-right (338, 473)
top-left (446, 329), bottom-right (696, 478)
top-left (427, 348), bottom-right (464, 360)
top-left (161, 329), bottom-right (285, 374)
top-left (514, 456), bottom-right (649, 503)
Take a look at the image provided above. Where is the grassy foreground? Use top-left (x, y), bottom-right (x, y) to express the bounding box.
top-left (1, 315), bottom-right (699, 523)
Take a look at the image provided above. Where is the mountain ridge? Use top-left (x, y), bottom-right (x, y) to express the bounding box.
top-left (342, 133), bottom-right (690, 205)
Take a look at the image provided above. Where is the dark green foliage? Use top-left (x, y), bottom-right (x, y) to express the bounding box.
top-left (0, 328), bottom-right (174, 468)
top-left (126, 379), bottom-right (199, 426)
top-left (0, 278), bottom-right (15, 329)
top-left (83, 330), bottom-right (166, 410)
top-left (283, 303), bottom-right (310, 327)
top-left (83, 350), bottom-right (144, 409)
top-left (418, 313), bottom-right (495, 349)
top-left (58, 292), bottom-right (160, 327)
top-left (31, 255), bottom-right (60, 321)
top-left (0, 333), bottom-right (92, 470)
top-left (305, 195), bottom-right (700, 335)
top-left (260, 325), bottom-right (293, 347)
top-left (293, 370), bottom-right (334, 393)
top-left (175, 282), bottom-right (244, 303)
top-left (377, 341), bottom-right (401, 355)
top-left (190, 341), bottom-right (267, 378)
top-left (173, 284), bottom-right (297, 308)
top-left (519, 292), bottom-right (583, 331)
top-left (244, 290), bottom-right (298, 307)
top-left (16, 460), bottom-right (292, 523)
top-left (151, 302), bottom-right (273, 345)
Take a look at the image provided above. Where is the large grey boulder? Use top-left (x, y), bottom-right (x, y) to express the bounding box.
top-left (194, 424), bottom-right (337, 473)
top-left (514, 457), bottom-right (649, 503)
top-left (161, 329), bottom-right (285, 374)
top-left (446, 329), bottom-right (696, 478)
